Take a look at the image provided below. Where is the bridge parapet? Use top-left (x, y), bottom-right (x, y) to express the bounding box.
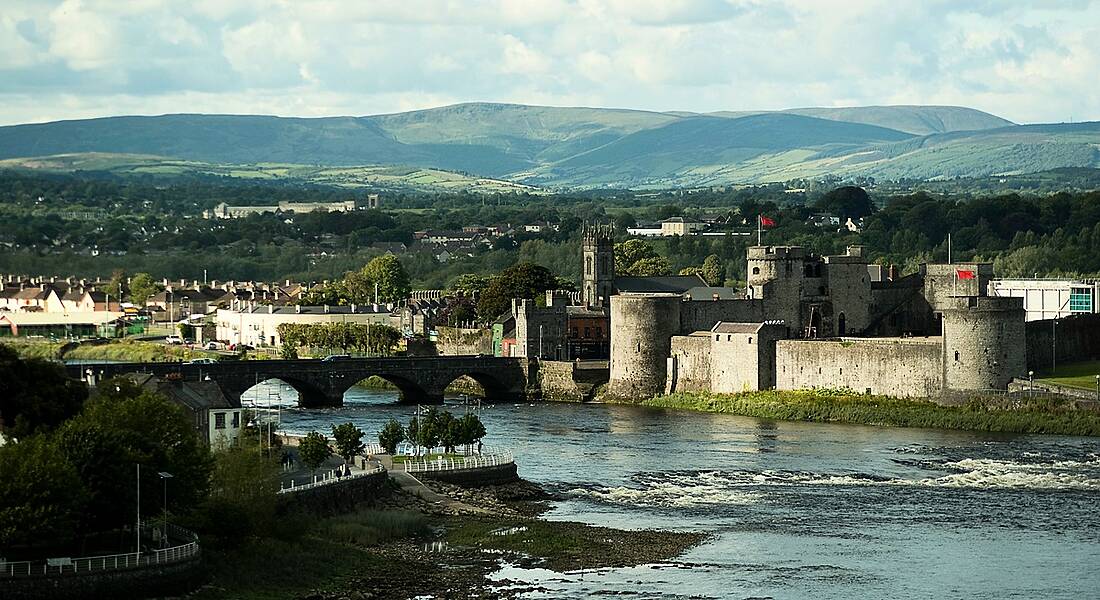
top-left (66, 356), bottom-right (532, 407)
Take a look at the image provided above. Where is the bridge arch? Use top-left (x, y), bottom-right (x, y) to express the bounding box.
top-left (336, 373), bottom-right (434, 405)
top-left (237, 376), bottom-right (332, 409)
top-left (437, 370), bottom-right (523, 404)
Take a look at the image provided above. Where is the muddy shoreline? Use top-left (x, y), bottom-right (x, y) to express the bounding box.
top-left (294, 478), bottom-right (706, 600)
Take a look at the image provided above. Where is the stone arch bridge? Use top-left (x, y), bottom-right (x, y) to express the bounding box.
top-left (66, 356), bottom-right (533, 408)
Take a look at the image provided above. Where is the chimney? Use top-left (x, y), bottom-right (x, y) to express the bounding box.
top-left (285, 279), bottom-right (291, 287)
top-left (162, 278), bottom-right (169, 286)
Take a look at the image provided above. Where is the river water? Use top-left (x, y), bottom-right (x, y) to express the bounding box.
top-left (249, 384), bottom-right (1100, 599)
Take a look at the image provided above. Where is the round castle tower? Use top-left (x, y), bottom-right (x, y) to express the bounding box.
top-left (746, 246), bottom-right (804, 332)
top-left (608, 293), bottom-right (682, 399)
top-left (942, 296), bottom-right (1027, 391)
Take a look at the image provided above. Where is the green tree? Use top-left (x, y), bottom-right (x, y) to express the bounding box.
top-left (346, 254), bottom-right (411, 304)
top-left (298, 431), bottom-right (331, 475)
top-left (331, 422), bottom-right (365, 466)
top-left (476, 261), bottom-right (559, 322)
top-left (106, 269), bottom-right (125, 302)
top-left (0, 344), bottom-right (88, 439)
top-left (628, 256), bottom-right (673, 277)
top-left (128, 272), bottom-right (160, 306)
top-left (406, 416), bottom-right (420, 455)
top-left (457, 413), bottom-right (487, 452)
top-left (196, 443), bottom-right (281, 541)
top-left (377, 419), bottom-right (405, 455)
top-left (815, 186), bottom-right (875, 219)
top-left (0, 436), bottom-right (86, 549)
top-left (702, 254), bottom-right (725, 286)
top-left (178, 322), bottom-right (195, 340)
top-left (438, 411), bottom-right (459, 453)
top-left (55, 378), bottom-right (213, 532)
top-left (614, 239), bottom-right (659, 273)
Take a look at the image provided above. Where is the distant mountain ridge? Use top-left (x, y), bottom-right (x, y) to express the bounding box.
top-left (0, 102), bottom-right (1095, 189)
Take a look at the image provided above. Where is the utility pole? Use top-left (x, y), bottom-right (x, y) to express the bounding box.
top-left (135, 463), bottom-right (141, 555)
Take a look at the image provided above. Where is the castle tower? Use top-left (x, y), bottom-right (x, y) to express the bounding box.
top-left (747, 246), bottom-right (805, 335)
top-left (608, 293), bottom-right (682, 399)
top-left (582, 223), bottom-right (615, 308)
top-left (942, 296), bottom-right (1026, 391)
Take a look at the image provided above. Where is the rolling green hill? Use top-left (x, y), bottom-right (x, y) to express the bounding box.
top-left (0, 153), bottom-right (542, 194)
top-left (0, 103), bottom-right (1094, 189)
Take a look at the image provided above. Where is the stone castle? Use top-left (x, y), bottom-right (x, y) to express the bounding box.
top-left (593, 229), bottom-right (1027, 400)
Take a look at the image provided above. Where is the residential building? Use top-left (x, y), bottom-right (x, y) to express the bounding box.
top-left (660, 217), bottom-right (706, 236)
top-left (215, 303), bottom-right (396, 348)
top-left (126, 374), bottom-right (243, 448)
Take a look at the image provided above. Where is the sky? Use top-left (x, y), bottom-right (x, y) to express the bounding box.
top-left (2, 0), bottom-right (1098, 126)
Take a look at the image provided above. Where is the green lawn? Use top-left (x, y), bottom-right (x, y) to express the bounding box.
top-left (1037, 359), bottom-right (1100, 391)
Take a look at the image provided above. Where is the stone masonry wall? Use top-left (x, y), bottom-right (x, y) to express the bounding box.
top-left (667, 334), bottom-right (712, 393)
top-left (776, 337), bottom-right (945, 397)
top-left (1025, 314), bottom-right (1100, 371)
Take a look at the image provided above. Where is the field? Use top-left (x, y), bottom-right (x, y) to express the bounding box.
top-left (1037, 359), bottom-right (1100, 392)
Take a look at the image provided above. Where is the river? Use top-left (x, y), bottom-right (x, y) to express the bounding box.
top-left (247, 383), bottom-right (1100, 599)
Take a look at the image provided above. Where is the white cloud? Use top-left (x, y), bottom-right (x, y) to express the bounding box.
top-left (0, 0), bottom-right (1098, 125)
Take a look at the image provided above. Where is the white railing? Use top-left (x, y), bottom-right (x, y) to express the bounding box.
top-left (278, 463), bottom-right (385, 494)
top-left (1, 522), bottom-right (199, 578)
top-left (402, 452), bottom-right (514, 473)
top-left (363, 443), bottom-right (386, 455)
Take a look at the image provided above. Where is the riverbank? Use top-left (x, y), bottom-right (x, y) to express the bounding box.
top-left (191, 478), bottom-right (704, 599)
top-left (5, 338), bottom-right (224, 362)
top-left (631, 389), bottom-right (1100, 436)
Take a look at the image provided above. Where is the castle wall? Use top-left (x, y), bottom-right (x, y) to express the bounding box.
top-left (942, 296), bottom-right (1027, 390)
top-left (681, 298), bottom-right (768, 333)
top-left (824, 258), bottom-right (871, 335)
top-left (747, 246), bottom-right (803, 331)
top-left (776, 337), bottom-right (944, 397)
top-left (513, 293), bottom-right (568, 360)
top-left (921, 263), bottom-right (994, 312)
top-left (667, 333), bottom-right (712, 393)
top-left (609, 294), bottom-right (682, 398)
top-left (1025, 314), bottom-right (1100, 371)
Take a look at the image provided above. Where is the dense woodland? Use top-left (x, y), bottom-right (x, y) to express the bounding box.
top-left (1, 171), bottom-right (1100, 289)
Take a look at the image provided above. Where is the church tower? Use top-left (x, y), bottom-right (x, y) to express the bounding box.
top-left (582, 222), bottom-right (615, 307)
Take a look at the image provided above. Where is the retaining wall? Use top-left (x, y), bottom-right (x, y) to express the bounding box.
top-left (420, 462), bottom-right (519, 487)
top-left (0, 553), bottom-right (203, 600)
top-left (276, 469), bottom-right (389, 516)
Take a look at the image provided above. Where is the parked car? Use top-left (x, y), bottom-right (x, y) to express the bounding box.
top-left (204, 341), bottom-right (222, 351)
top-left (165, 336), bottom-right (183, 345)
top-left (186, 358), bottom-right (217, 365)
top-left (321, 354), bottom-right (351, 362)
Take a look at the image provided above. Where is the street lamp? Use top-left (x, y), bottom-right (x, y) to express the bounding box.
top-left (1095, 374), bottom-right (1099, 402)
top-left (1028, 371), bottom-right (1034, 398)
top-left (158, 471), bottom-right (173, 545)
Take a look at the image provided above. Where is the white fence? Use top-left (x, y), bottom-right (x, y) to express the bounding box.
top-left (278, 463), bottom-right (385, 494)
top-left (1, 522), bottom-right (199, 578)
top-left (402, 451), bottom-right (514, 474)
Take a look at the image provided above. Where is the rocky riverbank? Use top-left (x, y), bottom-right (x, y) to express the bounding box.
top-left (291, 478), bottom-right (705, 600)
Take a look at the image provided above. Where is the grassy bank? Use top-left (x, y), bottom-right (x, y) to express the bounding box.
top-left (193, 508), bottom-right (430, 600)
top-left (1037, 359), bottom-right (1100, 391)
top-left (3, 339), bottom-right (67, 360)
top-left (66, 339), bottom-right (221, 362)
top-left (638, 389), bottom-right (1100, 436)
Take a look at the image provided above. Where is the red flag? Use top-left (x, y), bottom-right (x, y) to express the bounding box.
top-left (956, 269), bottom-right (975, 280)
top-left (759, 215), bottom-right (776, 227)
